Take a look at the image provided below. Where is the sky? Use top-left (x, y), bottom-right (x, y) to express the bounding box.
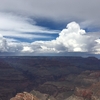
top-left (0, 0), bottom-right (100, 57)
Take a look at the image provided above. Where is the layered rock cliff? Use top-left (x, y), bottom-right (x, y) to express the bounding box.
top-left (0, 56), bottom-right (100, 100)
top-left (10, 70), bottom-right (100, 100)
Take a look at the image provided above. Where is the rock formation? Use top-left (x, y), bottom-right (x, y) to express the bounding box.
top-left (0, 56), bottom-right (100, 100)
top-left (10, 92), bottom-right (39, 100)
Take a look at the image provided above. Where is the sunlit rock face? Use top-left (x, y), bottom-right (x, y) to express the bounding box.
top-left (10, 91), bottom-right (56, 100)
top-left (90, 82), bottom-right (100, 100)
top-left (73, 82), bottom-right (100, 100)
top-left (10, 92), bottom-right (39, 100)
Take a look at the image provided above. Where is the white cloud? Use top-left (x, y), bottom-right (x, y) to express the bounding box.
top-left (0, 12), bottom-right (59, 40)
top-left (93, 39), bottom-right (100, 54)
top-left (55, 22), bottom-right (91, 52)
top-left (1, 0), bottom-right (100, 56)
top-left (0, 34), bottom-right (22, 53)
top-left (95, 39), bottom-right (100, 44)
top-left (0, 31), bottom-right (52, 40)
top-left (0, 22), bottom-right (100, 56)
top-left (22, 46), bottom-right (34, 53)
top-left (0, 35), bottom-right (8, 52)
top-left (20, 22), bottom-right (100, 54)
top-left (0, 0), bottom-right (100, 27)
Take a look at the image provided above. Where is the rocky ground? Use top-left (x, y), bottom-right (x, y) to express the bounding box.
top-left (10, 70), bottom-right (100, 100)
top-left (0, 56), bottom-right (100, 100)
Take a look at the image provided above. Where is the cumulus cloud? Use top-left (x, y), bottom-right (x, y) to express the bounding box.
top-left (0, 22), bottom-right (100, 56)
top-left (0, 34), bottom-right (8, 52)
top-left (22, 46), bottom-right (34, 53)
top-left (93, 39), bottom-right (100, 54)
top-left (55, 22), bottom-right (94, 52)
top-left (28, 22), bottom-right (99, 54)
top-left (20, 22), bottom-right (100, 55)
top-left (1, 0), bottom-right (100, 56)
top-left (0, 35), bottom-right (22, 53)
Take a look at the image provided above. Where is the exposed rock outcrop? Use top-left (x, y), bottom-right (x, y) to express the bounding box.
top-left (65, 95), bottom-right (84, 100)
top-left (73, 82), bottom-right (100, 100)
top-left (10, 91), bottom-right (56, 100)
top-left (31, 90), bottom-right (56, 100)
top-left (10, 92), bottom-right (39, 100)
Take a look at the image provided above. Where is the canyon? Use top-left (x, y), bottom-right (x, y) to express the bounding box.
top-left (0, 56), bottom-right (100, 100)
